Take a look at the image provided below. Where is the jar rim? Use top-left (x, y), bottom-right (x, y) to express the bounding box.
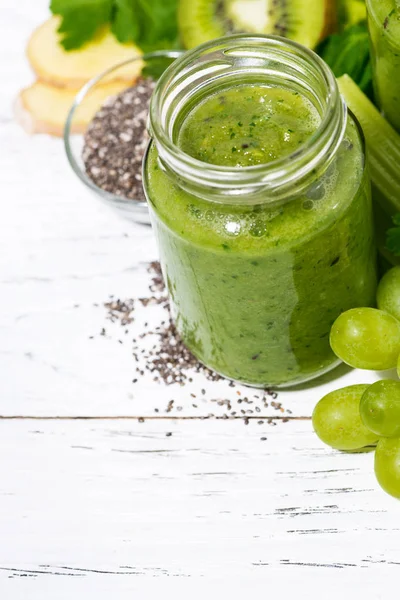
top-left (149, 34), bottom-right (347, 204)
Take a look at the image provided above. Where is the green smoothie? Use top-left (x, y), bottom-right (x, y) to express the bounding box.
top-left (178, 86), bottom-right (320, 167)
top-left (367, 0), bottom-right (400, 132)
top-left (145, 84), bottom-right (377, 386)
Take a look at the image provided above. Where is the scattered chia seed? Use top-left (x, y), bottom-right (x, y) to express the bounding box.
top-left (97, 261), bottom-right (292, 424)
top-left (82, 78), bottom-right (156, 202)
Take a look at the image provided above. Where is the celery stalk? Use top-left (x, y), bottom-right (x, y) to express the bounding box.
top-left (337, 75), bottom-right (400, 266)
top-left (338, 74), bottom-right (400, 216)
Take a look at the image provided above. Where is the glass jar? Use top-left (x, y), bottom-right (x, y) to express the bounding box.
top-left (367, 0), bottom-right (400, 132)
top-left (144, 35), bottom-right (377, 388)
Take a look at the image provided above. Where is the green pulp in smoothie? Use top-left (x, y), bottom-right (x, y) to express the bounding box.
top-left (368, 0), bottom-right (400, 132)
top-left (146, 84), bottom-right (377, 387)
top-left (178, 86), bottom-right (320, 167)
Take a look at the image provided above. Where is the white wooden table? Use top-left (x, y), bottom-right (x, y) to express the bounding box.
top-left (1, 3), bottom-right (399, 597)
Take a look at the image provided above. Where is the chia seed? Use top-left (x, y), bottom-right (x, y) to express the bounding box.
top-left (82, 78), bottom-right (156, 202)
top-left (97, 261), bottom-right (290, 423)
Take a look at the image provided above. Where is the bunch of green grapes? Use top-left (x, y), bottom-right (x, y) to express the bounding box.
top-left (313, 267), bottom-right (400, 499)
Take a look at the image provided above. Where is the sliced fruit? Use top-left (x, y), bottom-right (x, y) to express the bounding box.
top-left (179, 0), bottom-right (336, 50)
top-left (27, 17), bottom-right (142, 88)
top-left (338, 74), bottom-right (400, 265)
top-left (14, 80), bottom-right (129, 137)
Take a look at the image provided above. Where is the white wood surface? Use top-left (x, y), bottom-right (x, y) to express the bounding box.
top-left (1, 2), bottom-right (400, 597)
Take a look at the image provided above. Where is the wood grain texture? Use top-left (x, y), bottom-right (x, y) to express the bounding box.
top-left (0, 419), bottom-right (399, 599)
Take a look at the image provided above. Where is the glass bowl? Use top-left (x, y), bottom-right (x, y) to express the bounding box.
top-left (64, 50), bottom-right (183, 226)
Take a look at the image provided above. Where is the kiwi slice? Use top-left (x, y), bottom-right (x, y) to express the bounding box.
top-left (179, 0), bottom-right (336, 50)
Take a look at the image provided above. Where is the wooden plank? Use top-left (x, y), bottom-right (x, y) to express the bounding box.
top-left (0, 418), bottom-right (399, 599)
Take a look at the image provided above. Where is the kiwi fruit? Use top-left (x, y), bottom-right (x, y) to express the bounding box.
top-left (179, 0), bottom-right (336, 50)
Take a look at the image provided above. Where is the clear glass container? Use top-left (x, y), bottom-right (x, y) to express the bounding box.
top-left (64, 51), bottom-right (183, 225)
top-left (367, 0), bottom-right (400, 132)
top-left (144, 35), bottom-right (378, 388)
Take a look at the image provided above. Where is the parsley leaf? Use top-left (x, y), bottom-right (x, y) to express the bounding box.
top-left (50, 0), bottom-right (114, 50)
top-left (113, 0), bottom-right (180, 51)
top-left (317, 22), bottom-right (374, 100)
top-left (387, 214), bottom-right (400, 257)
top-left (111, 0), bottom-right (139, 44)
top-left (50, 0), bottom-right (180, 52)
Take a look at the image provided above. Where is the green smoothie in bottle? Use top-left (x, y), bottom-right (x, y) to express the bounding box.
top-left (367, 0), bottom-right (400, 132)
top-left (145, 36), bottom-right (377, 387)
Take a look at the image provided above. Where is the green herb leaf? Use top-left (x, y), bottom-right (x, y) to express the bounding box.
top-left (50, 0), bottom-right (180, 53)
top-left (387, 214), bottom-right (400, 256)
top-left (111, 0), bottom-right (140, 44)
top-left (317, 22), bottom-right (374, 100)
top-left (50, 0), bottom-right (114, 50)
top-left (120, 0), bottom-right (180, 51)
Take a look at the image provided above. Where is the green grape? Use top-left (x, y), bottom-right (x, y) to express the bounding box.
top-left (377, 267), bottom-right (400, 322)
top-left (375, 438), bottom-right (400, 499)
top-left (360, 380), bottom-right (400, 438)
top-left (330, 308), bottom-right (400, 370)
top-left (312, 385), bottom-right (378, 451)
